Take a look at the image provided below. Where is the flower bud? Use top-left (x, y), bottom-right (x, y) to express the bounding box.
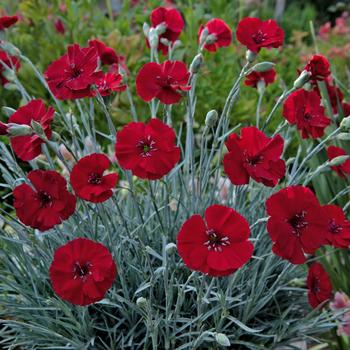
top-left (160, 38), bottom-right (170, 46)
top-left (215, 333), bottom-right (230, 347)
top-left (329, 155), bottom-right (350, 167)
top-left (190, 53), bottom-right (203, 74)
top-left (172, 40), bottom-right (182, 50)
top-left (31, 120), bottom-right (46, 139)
top-left (205, 110), bottom-right (218, 127)
top-left (149, 28), bottom-right (159, 49)
top-left (136, 297), bottom-right (148, 308)
top-left (143, 23), bottom-right (150, 37)
top-left (0, 42), bottom-right (20, 56)
top-left (7, 123), bottom-right (33, 137)
top-left (336, 132), bottom-right (350, 141)
top-left (4, 83), bottom-right (17, 91)
top-left (293, 70), bottom-right (311, 89)
top-left (165, 242), bottom-right (177, 254)
top-left (252, 62), bottom-right (275, 72)
top-left (155, 22), bottom-right (167, 35)
top-left (199, 27), bottom-right (209, 46)
top-left (340, 116), bottom-right (350, 131)
top-left (2, 106), bottom-right (16, 117)
top-left (2, 69), bottom-right (16, 82)
top-left (246, 50), bottom-right (258, 63)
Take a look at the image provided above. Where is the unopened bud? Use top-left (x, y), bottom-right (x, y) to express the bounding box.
top-left (199, 27), bottom-right (209, 46)
top-left (149, 28), bottom-right (159, 49)
top-left (2, 69), bottom-right (16, 82)
top-left (136, 297), bottom-right (148, 308)
top-left (160, 38), bottom-right (170, 46)
top-left (205, 34), bottom-right (217, 45)
top-left (4, 82), bottom-right (17, 91)
top-left (165, 242), bottom-right (177, 254)
top-left (7, 123), bottom-right (33, 137)
top-left (336, 132), bottom-right (350, 141)
top-left (155, 22), bottom-right (166, 35)
top-left (190, 53), bottom-right (203, 74)
top-left (172, 40), bottom-right (182, 50)
top-left (205, 110), bottom-right (218, 127)
top-left (329, 155), bottom-right (350, 167)
top-left (215, 333), bottom-right (230, 347)
top-left (143, 23), bottom-right (150, 37)
top-left (246, 50), bottom-right (258, 63)
top-left (31, 120), bottom-right (46, 139)
top-left (340, 116), bottom-right (350, 131)
top-left (0, 42), bottom-right (20, 56)
top-left (2, 106), bottom-right (16, 117)
top-left (252, 62), bottom-right (275, 72)
top-left (293, 70), bottom-right (311, 89)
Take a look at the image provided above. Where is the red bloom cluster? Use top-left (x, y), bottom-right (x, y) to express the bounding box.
top-left (198, 18), bottom-right (232, 52)
top-left (323, 204), bottom-right (350, 248)
top-left (115, 118), bottom-right (180, 180)
top-left (223, 127), bottom-right (285, 187)
top-left (236, 17), bottom-right (284, 53)
top-left (136, 60), bottom-right (190, 104)
top-left (0, 50), bottom-right (21, 86)
top-left (0, 15), bottom-right (18, 30)
top-left (177, 204), bottom-right (253, 277)
top-left (304, 54), bottom-right (331, 83)
top-left (327, 146), bottom-right (350, 178)
top-left (244, 69), bottom-right (276, 88)
top-left (283, 89), bottom-right (331, 139)
top-left (13, 170), bottom-right (76, 231)
top-left (45, 43), bottom-right (125, 100)
top-left (307, 262), bottom-right (332, 309)
top-left (150, 7), bottom-right (184, 55)
top-left (266, 186), bottom-right (327, 264)
top-left (70, 153), bottom-right (119, 203)
top-left (49, 238), bottom-right (117, 306)
top-left (9, 99), bottom-right (54, 161)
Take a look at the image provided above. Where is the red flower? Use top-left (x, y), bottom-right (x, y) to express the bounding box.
top-left (115, 118), bottom-right (180, 180)
top-left (304, 54), bottom-right (331, 83)
top-left (0, 15), bottom-right (18, 30)
top-left (223, 127), bottom-right (285, 187)
top-left (136, 60), bottom-right (190, 104)
top-left (70, 153), bottom-right (119, 203)
top-left (325, 82), bottom-right (344, 113)
top-left (0, 121), bottom-right (8, 135)
top-left (177, 204), bottom-right (253, 277)
top-left (283, 89), bottom-right (331, 139)
top-left (95, 72), bottom-right (126, 96)
top-left (244, 69), bottom-right (276, 88)
top-left (88, 39), bottom-right (119, 66)
top-left (150, 7), bottom-right (184, 55)
top-left (49, 238), bottom-right (117, 306)
top-left (307, 262), bottom-right (332, 309)
top-left (266, 186), bottom-right (327, 264)
top-left (198, 18), bottom-right (232, 52)
top-left (236, 17), bottom-right (284, 53)
top-left (322, 204), bottom-right (350, 248)
top-left (54, 18), bottom-right (65, 35)
top-left (0, 50), bottom-right (20, 86)
top-left (45, 44), bottom-right (100, 100)
top-left (13, 170), bottom-right (76, 231)
top-left (9, 99), bottom-right (54, 161)
top-left (327, 146), bottom-right (350, 178)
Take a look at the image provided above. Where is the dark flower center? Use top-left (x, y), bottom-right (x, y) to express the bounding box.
top-left (204, 229), bottom-right (230, 252)
top-left (311, 277), bottom-right (320, 293)
top-left (88, 172), bottom-right (102, 185)
top-left (252, 30), bottom-right (267, 44)
top-left (73, 261), bottom-right (92, 281)
top-left (246, 154), bottom-right (263, 166)
top-left (303, 112), bottom-right (313, 121)
top-left (328, 219), bottom-right (342, 234)
top-left (156, 75), bottom-right (175, 88)
top-left (288, 211), bottom-right (308, 235)
top-left (137, 136), bottom-right (157, 157)
top-left (67, 63), bottom-right (83, 79)
top-left (36, 191), bottom-right (53, 208)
